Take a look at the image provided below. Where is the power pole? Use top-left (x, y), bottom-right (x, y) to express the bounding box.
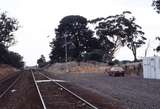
top-left (145, 40), bottom-right (150, 57)
top-left (64, 33), bottom-right (69, 72)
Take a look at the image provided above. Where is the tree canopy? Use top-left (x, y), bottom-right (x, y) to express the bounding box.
top-left (89, 11), bottom-right (146, 62)
top-left (0, 12), bottom-right (19, 48)
top-left (50, 12), bottom-right (146, 63)
top-left (50, 15), bottom-right (97, 63)
top-left (152, 0), bottom-right (160, 13)
top-left (37, 55), bottom-right (46, 68)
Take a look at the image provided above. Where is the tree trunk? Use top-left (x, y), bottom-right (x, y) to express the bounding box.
top-left (134, 54), bottom-right (137, 62)
top-left (133, 48), bottom-right (137, 62)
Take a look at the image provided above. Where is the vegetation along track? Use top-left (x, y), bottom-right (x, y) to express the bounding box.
top-left (32, 70), bottom-right (98, 109)
top-left (0, 72), bottom-right (21, 98)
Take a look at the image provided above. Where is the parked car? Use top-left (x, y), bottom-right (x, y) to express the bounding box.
top-left (108, 66), bottom-right (125, 77)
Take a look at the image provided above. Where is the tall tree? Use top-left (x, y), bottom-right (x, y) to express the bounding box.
top-left (152, 0), bottom-right (160, 13)
top-left (0, 12), bottom-right (19, 48)
top-left (89, 11), bottom-right (146, 62)
top-left (126, 22), bottom-right (146, 61)
top-left (0, 12), bottom-right (24, 68)
top-left (50, 15), bottom-right (95, 63)
top-left (89, 11), bottom-right (130, 62)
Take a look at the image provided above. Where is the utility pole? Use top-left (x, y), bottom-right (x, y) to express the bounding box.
top-left (145, 40), bottom-right (150, 57)
top-left (64, 33), bottom-right (69, 72)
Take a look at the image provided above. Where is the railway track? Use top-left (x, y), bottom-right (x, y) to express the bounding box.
top-left (0, 72), bottom-right (21, 98)
top-left (32, 70), bottom-right (98, 109)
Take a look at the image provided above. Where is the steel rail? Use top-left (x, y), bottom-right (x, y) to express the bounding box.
top-left (38, 71), bottom-right (98, 109)
top-left (31, 70), bottom-right (47, 109)
top-left (0, 73), bottom-right (21, 98)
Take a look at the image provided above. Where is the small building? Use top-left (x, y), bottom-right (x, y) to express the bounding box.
top-left (143, 56), bottom-right (160, 79)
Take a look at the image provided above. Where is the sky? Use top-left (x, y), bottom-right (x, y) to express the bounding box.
top-left (0, 0), bottom-right (160, 66)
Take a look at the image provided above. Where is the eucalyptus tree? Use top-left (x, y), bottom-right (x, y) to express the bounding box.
top-left (89, 11), bottom-right (146, 62)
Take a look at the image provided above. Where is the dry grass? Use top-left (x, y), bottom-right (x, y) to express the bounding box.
top-left (0, 64), bottom-right (17, 80)
top-left (46, 61), bottom-right (143, 77)
top-left (47, 62), bottom-right (108, 74)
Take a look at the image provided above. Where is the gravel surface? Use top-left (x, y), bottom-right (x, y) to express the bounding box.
top-left (43, 71), bottom-right (125, 109)
top-left (49, 72), bottom-right (160, 109)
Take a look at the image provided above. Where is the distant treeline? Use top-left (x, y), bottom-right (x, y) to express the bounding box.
top-left (0, 44), bottom-right (24, 68)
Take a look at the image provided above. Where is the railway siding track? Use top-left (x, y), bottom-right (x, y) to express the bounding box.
top-left (0, 72), bottom-right (21, 98)
top-left (32, 70), bottom-right (98, 109)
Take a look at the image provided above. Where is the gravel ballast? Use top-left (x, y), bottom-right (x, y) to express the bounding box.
top-left (0, 71), bottom-right (43, 109)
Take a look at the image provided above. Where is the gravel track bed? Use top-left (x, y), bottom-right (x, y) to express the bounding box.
top-left (38, 82), bottom-right (93, 109)
top-left (34, 71), bottom-right (48, 80)
top-left (0, 71), bottom-right (43, 109)
top-left (0, 73), bottom-right (19, 95)
top-left (49, 72), bottom-right (160, 109)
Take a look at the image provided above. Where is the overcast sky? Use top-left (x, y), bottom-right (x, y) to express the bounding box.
top-left (0, 0), bottom-right (160, 66)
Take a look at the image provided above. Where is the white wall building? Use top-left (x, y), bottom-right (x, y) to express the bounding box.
top-left (143, 56), bottom-right (160, 79)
